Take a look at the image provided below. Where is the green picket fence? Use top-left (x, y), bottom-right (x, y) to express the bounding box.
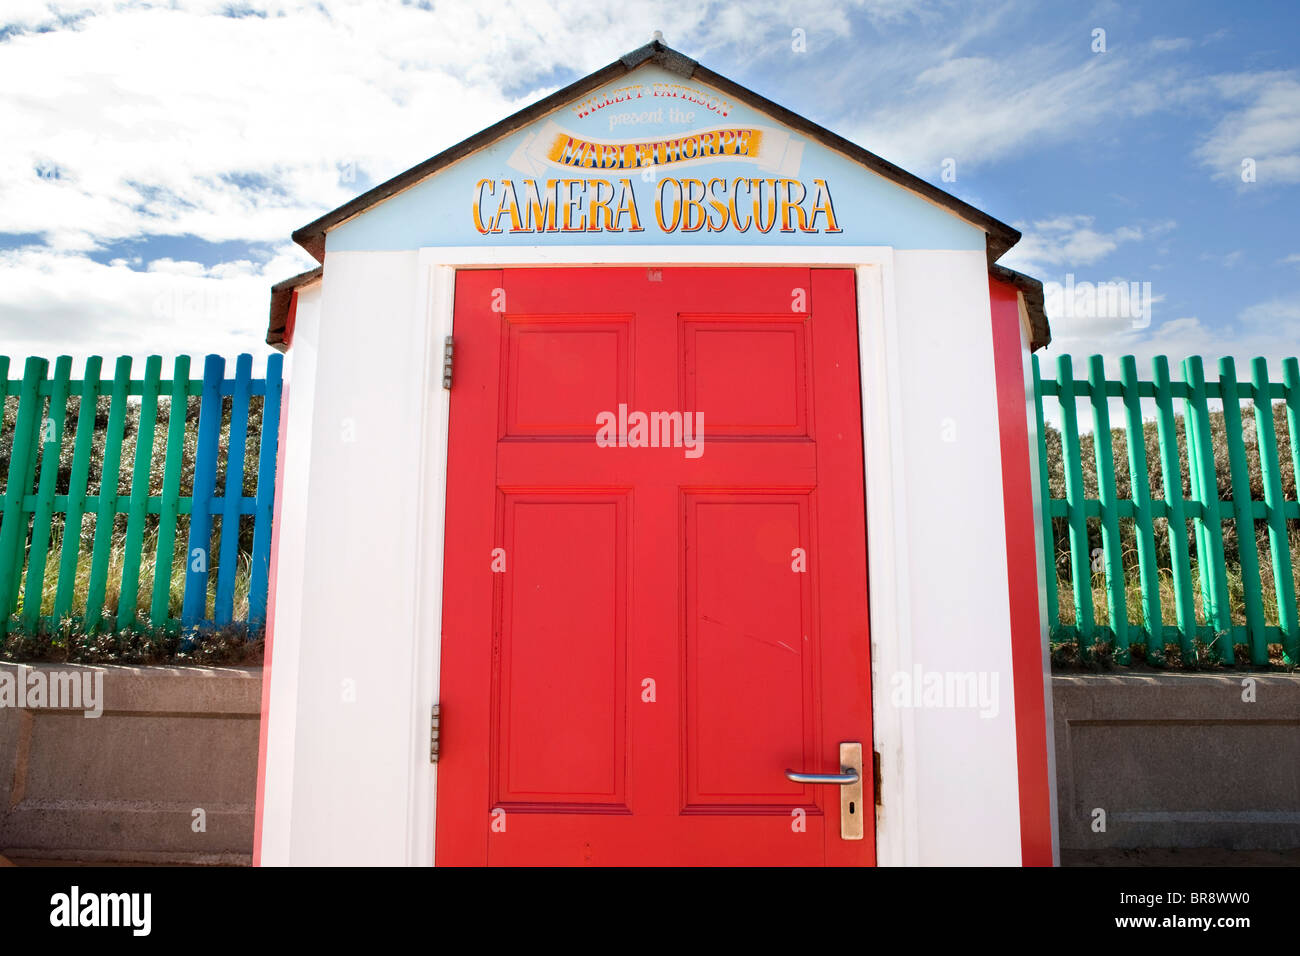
top-left (1034, 353), bottom-right (1300, 666)
top-left (0, 353), bottom-right (283, 638)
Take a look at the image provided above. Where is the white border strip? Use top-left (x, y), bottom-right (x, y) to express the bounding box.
top-left (857, 258), bottom-right (919, 866)
top-left (406, 263), bottom-right (454, 866)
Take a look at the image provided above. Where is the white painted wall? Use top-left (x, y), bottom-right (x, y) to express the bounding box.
top-left (259, 251), bottom-right (437, 865)
top-left (259, 246), bottom-right (1029, 866)
top-left (259, 280), bottom-right (318, 866)
top-left (885, 250), bottom-right (1022, 865)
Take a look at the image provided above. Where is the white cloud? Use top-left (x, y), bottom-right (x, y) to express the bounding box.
top-left (1196, 71), bottom-right (1300, 184)
top-left (1238, 296), bottom-right (1300, 331)
top-left (844, 31), bottom-right (1204, 173)
top-left (1036, 299), bottom-right (1300, 435)
top-left (1200, 249), bottom-right (1244, 268)
top-left (0, 0), bottom-right (1294, 371)
top-left (1043, 296), bottom-right (1300, 381)
top-left (998, 214), bottom-right (1173, 275)
top-left (0, 2), bottom-right (533, 252)
top-left (0, 0), bottom-right (923, 256)
top-left (1, 0), bottom-right (879, 356)
top-left (0, 243), bottom-right (308, 365)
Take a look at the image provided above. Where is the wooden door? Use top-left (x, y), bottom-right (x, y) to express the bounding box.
top-left (437, 267), bottom-right (873, 865)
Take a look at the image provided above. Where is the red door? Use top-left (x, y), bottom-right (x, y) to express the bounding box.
top-left (437, 267), bottom-right (873, 865)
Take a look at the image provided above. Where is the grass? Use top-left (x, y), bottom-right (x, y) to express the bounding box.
top-left (14, 523), bottom-right (254, 625)
top-left (2, 524), bottom-right (262, 666)
top-left (3, 620), bottom-right (262, 666)
top-left (1056, 548), bottom-right (1300, 633)
top-left (1051, 549), bottom-right (1300, 670)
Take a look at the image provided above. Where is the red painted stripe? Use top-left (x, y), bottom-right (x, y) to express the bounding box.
top-left (252, 380), bottom-right (290, 867)
top-left (988, 276), bottom-right (1055, 866)
top-left (282, 290), bottom-right (299, 349)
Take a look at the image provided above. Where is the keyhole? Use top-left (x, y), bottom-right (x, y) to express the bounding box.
top-left (849, 801), bottom-right (856, 814)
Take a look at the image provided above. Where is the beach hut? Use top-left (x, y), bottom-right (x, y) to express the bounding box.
top-left (256, 38), bottom-right (1056, 866)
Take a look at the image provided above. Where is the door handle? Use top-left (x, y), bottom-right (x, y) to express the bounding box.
top-left (784, 742), bottom-right (865, 841)
top-left (784, 768), bottom-right (858, 785)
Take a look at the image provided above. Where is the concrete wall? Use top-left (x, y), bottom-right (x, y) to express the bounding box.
top-left (6, 665), bottom-right (1299, 862)
top-left (1053, 672), bottom-right (1300, 851)
top-left (0, 663), bottom-right (259, 865)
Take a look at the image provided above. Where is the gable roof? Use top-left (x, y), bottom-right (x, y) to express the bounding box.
top-left (290, 39), bottom-right (1021, 264)
top-left (269, 40), bottom-right (1050, 351)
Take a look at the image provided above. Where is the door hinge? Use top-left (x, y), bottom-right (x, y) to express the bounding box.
top-left (441, 336), bottom-right (454, 389)
top-left (430, 704), bottom-right (441, 763)
top-left (872, 750), bottom-right (882, 806)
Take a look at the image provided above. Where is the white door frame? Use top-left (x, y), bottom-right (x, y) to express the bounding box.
top-left (406, 245), bottom-right (918, 866)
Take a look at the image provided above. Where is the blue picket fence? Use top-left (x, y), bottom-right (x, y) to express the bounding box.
top-left (0, 353), bottom-right (283, 635)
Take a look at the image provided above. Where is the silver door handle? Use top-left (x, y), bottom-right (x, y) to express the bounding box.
top-left (785, 768), bottom-right (859, 785)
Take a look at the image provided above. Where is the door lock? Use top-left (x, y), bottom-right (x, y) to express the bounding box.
top-left (785, 742), bottom-right (865, 840)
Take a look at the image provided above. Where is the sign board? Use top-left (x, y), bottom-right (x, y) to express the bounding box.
top-left (326, 66), bottom-right (985, 252)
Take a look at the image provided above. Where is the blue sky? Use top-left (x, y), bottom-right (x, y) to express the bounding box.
top-left (1, 0), bottom-right (1297, 372)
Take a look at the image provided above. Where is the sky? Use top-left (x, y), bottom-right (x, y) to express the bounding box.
top-left (2, 0), bottom-right (1298, 378)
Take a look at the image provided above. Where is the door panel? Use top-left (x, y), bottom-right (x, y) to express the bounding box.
top-left (494, 492), bottom-right (628, 811)
top-left (437, 267), bottom-right (872, 866)
top-left (683, 493), bottom-right (817, 812)
top-left (501, 318), bottom-right (631, 436)
top-left (683, 319), bottom-right (810, 435)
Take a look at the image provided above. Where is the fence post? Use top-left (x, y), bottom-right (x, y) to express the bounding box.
top-left (1218, 358), bottom-right (1268, 664)
top-left (1285, 359), bottom-right (1300, 524)
top-left (0, 357), bottom-right (49, 632)
top-left (85, 356), bottom-right (133, 634)
top-left (1088, 355), bottom-right (1128, 661)
top-left (117, 355), bottom-right (162, 630)
top-left (1151, 356), bottom-right (1197, 660)
top-left (182, 355), bottom-right (225, 633)
top-left (22, 356), bottom-right (72, 632)
top-left (1183, 356), bottom-right (1233, 662)
top-left (1057, 355), bottom-right (1095, 655)
top-left (54, 357), bottom-right (102, 623)
top-left (0, 355), bottom-right (7, 623)
top-left (151, 355), bottom-right (191, 629)
top-left (215, 354), bottom-right (252, 626)
top-left (1119, 355), bottom-right (1162, 659)
top-left (1030, 354), bottom-right (1059, 636)
top-left (248, 353), bottom-right (283, 630)
top-left (1251, 357), bottom-right (1297, 664)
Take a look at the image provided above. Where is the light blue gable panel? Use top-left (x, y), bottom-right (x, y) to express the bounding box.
top-left (327, 65), bottom-right (985, 253)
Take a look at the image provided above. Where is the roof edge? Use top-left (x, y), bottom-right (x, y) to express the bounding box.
top-left (290, 51), bottom-right (644, 261)
top-left (266, 265), bottom-right (323, 350)
top-left (684, 58), bottom-right (1021, 262)
top-left (989, 263), bottom-right (1051, 351)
